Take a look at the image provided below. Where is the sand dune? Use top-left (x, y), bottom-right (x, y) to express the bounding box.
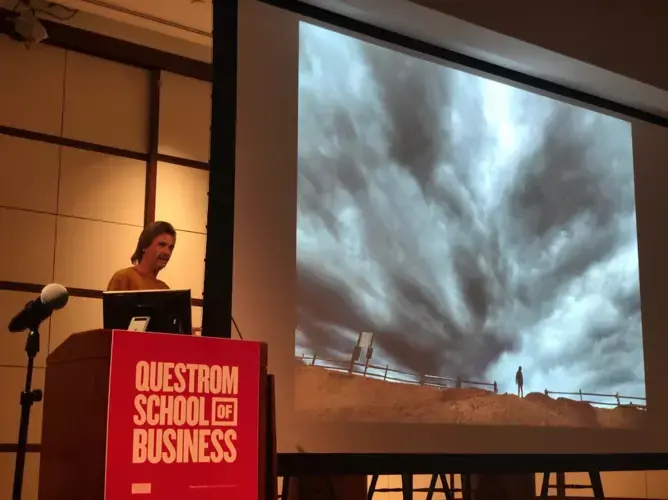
top-left (295, 363), bottom-right (645, 429)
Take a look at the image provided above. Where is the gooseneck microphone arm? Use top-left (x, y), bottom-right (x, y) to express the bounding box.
top-left (10, 283), bottom-right (69, 500)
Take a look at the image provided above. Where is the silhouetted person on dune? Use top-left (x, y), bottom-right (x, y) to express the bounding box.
top-left (515, 366), bottom-right (524, 398)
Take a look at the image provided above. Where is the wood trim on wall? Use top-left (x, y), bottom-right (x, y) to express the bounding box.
top-left (156, 153), bottom-right (210, 170)
top-left (0, 20), bottom-right (209, 318)
top-left (145, 69), bottom-right (161, 225)
top-left (0, 123), bottom-right (208, 310)
top-left (0, 444), bottom-right (41, 453)
top-left (0, 125), bottom-right (147, 161)
top-left (260, 0), bottom-right (668, 128)
top-left (0, 281), bottom-right (204, 307)
top-left (0, 125), bottom-right (209, 170)
top-left (0, 8), bottom-right (212, 82)
top-left (0, 4), bottom-right (215, 461)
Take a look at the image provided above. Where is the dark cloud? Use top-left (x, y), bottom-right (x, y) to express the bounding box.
top-left (296, 22), bottom-right (644, 403)
top-left (509, 109), bottom-right (617, 238)
top-left (359, 42), bottom-right (448, 189)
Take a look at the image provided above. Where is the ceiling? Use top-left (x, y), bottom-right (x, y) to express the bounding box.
top-left (27, 0), bottom-right (668, 118)
top-left (410, 0), bottom-right (668, 94)
top-left (54, 0), bottom-right (668, 94)
top-left (57, 0), bottom-right (212, 45)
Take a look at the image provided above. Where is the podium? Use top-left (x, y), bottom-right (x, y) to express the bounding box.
top-left (37, 329), bottom-right (272, 500)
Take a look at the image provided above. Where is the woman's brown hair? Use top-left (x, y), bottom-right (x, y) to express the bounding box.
top-left (131, 221), bottom-right (177, 265)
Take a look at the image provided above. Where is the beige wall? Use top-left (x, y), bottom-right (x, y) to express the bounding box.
top-left (0, 36), bottom-right (210, 500)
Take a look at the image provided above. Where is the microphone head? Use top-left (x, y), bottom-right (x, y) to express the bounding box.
top-left (40, 283), bottom-right (69, 310)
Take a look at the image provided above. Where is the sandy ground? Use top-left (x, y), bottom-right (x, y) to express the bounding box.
top-left (295, 362), bottom-right (646, 429)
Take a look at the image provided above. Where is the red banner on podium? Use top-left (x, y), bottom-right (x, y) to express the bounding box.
top-left (104, 330), bottom-right (264, 500)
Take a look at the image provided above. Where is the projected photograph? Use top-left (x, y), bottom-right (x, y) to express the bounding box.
top-left (295, 22), bottom-right (645, 429)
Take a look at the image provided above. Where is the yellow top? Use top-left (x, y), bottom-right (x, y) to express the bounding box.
top-left (106, 267), bottom-right (169, 292)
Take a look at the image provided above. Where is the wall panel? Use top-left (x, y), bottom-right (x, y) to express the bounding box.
top-left (49, 296), bottom-right (103, 355)
top-left (0, 208), bottom-right (56, 285)
top-left (155, 162), bottom-right (209, 233)
top-left (62, 51), bottom-right (150, 153)
top-left (0, 135), bottom-right (60, 213)
top-left (647, 471), bottom-right (668, 499)
top-left (0, 452), bottom-right (40, 500)
top-left (372, 475), bottom-right (390, 499)
top-left (0, 291), bottom-right (50, 368)
top-left (0, 37), bottom-right (65, 136)
top-left (53, 217), bottom-right (142, 291)
top-left (0, 21), bottom-right (218, 500)
top-left (158, 71), bottom-right (212, 162)
top-left (191, 305), bottom-right (203, 332)
top-left (414, 474), bottom-right (437, 499)
top-left (600, 471), bottom-right (648, 499)
top-left (58, 147), bottom-right (146, 225)
top-left (0, 367), bottom-right (45, 445)
top-left (535, 473), bottom-right (551, 497)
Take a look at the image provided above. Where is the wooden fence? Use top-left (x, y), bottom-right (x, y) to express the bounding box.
top-left (297, 353), bottom-right (496, 391)
top-left (544, 389), bottom-right (646, 409)
top-left (297, 354), bottom-right (646, 408)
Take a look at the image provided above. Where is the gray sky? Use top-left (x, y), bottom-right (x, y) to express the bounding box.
top-left (295, 22), bottom-right (645, 404)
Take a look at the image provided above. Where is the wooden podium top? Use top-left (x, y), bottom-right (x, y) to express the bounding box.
top-left (47, 329), bottom-right (268, 367)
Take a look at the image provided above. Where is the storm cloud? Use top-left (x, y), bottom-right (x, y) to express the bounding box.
top-left (295, 22), bottom-right (645, 404)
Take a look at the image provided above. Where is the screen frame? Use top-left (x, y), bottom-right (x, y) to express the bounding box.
top-left (259, 0), bottom-right (668, 128)
top-left (278, 453), bottom-right (668, 475)
top-left (225, 0), bottom-right (668, 471)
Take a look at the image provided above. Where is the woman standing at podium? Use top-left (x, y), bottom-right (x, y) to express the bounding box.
top-left (107, 221), bottom-right (176, 292)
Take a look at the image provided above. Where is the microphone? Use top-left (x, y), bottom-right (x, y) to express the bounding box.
top-left (8, 284), bottom-right (69, 333)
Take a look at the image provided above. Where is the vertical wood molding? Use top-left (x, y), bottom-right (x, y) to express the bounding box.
top-left (201, 0), bottom-right (238, 339)
top-left (145, 69), bottom-right (161, 226)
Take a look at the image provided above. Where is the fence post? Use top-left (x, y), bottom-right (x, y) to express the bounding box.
top-left (493, 381), bottom-right (498, 393)
top-left (544, 389), bottom-right (548, 396)
top-left (419, 374), bottom-right (425, 385)
top-left (579, 389), bottom-right (583, 401)
top-left (383, 365), bottom-right (389, 380)
top-left (311, 355), bottom-right (317, 366)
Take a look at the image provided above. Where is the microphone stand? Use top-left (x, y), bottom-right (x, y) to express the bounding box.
top-left (12, 326), bottom-right (42, 500)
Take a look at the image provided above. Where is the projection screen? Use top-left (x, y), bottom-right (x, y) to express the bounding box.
top-left (232, 0), bottom-right (668, 455)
